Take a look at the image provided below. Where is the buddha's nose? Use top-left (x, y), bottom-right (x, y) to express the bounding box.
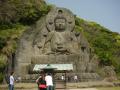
top-left (57, 42), bottom-right (62, 45)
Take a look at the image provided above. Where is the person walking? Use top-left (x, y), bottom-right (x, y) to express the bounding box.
top-left (9, 71), bottom-right (15, 90)
top-left (45, 73), bottom-right (53, 90)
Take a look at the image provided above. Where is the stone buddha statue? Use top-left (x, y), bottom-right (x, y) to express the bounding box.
top-left (42, 10), bottom-right (79, 55)
top-left (15, 8), bottom-right (101, 81)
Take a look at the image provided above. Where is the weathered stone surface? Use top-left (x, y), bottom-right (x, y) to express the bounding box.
top-left (15, 7), bottom-right (100, 81)
top-left (102, 66), bottom-right (117, 81)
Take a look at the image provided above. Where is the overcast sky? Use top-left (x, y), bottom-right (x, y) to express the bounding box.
top-left (46, 0), bottom-right (120, 34)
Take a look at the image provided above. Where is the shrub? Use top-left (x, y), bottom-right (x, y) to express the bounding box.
top-left (0, 73), bottom-right (4, 83)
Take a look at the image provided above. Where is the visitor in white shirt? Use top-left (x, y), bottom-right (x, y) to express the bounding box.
top-left (45, 73), bottom-right (53, 90)
top-left (74, 75), bottom-right (78, 82)
top-left (9, 71), bottom-right (15, 90)
top-left (61, 75), bottom-right (65, 80)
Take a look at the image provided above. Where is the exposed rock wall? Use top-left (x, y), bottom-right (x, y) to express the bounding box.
top-left (15, 7), bottom-right (100, 81)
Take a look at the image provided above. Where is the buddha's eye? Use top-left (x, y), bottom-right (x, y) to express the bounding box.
top-left (68, 21), bottom-right (72, 24)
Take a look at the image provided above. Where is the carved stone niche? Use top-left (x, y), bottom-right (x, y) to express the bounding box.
top-left (15, 7), bottom-right (100, 81)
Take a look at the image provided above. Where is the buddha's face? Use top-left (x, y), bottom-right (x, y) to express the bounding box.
top-left (55, 18), bottom-right (66, 31)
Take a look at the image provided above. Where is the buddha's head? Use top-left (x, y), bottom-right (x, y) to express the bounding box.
top-left (54, 10), bottom-right (66, 31)
top-left (54, 17), bottom-right (66, 31)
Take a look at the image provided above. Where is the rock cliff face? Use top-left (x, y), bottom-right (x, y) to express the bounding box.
top-left (15, 7), bottom-right (100, 81)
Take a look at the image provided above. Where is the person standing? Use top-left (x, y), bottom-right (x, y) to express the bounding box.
top-left (9, 71), bottom-right (15, 90)
top-left (36, 75), bottom-right (42, 90)
top-left (45, 73), bottom-right (53, 90)
top-left (36, 75), bottom-right (46, 90)
top-left (74, 75), bottom-right (78, 82)
top-left (61, 75), bottom-right (65, 81)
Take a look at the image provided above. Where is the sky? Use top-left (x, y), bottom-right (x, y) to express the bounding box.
top-left (46, 0), bottom-right (120, 34)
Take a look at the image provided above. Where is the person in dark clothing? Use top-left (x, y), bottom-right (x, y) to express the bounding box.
top-left (36, 75), bottom-right (46, 90)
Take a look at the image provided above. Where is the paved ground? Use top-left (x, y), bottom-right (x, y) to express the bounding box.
top-left (69, 88), bottom-right (98, 90)
top-left (1, 81), bottom-right (114, 90)
top-left (15, 88), bottom-right (98, 90)
top-left (0, 83), bottom-right (99, 90)
top-left (0, 88), bottom-right (98, 90)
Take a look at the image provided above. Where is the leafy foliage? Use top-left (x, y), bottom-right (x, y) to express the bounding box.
top-left (0, 73), bottom-right (4, 83)
top-left (0, 24), bottom-right (27, 83)
top-left (0, 0), bottom-right (51, 26)
top-left (0, 54), bottom-right (7, 71)
top-left (0, 0), bottom-right (52, 83)
top-left (0, 54), bottom-right (7, 83)
top-left (75, 17), bottom-right (120, 74)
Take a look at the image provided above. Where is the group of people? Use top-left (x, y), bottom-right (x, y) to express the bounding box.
top-left (36, 73), bottom-right (53, 90)
top-left (7, 71), bottom-right (77, 90)
top-left (8, 71), bottom-right (53, 90)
